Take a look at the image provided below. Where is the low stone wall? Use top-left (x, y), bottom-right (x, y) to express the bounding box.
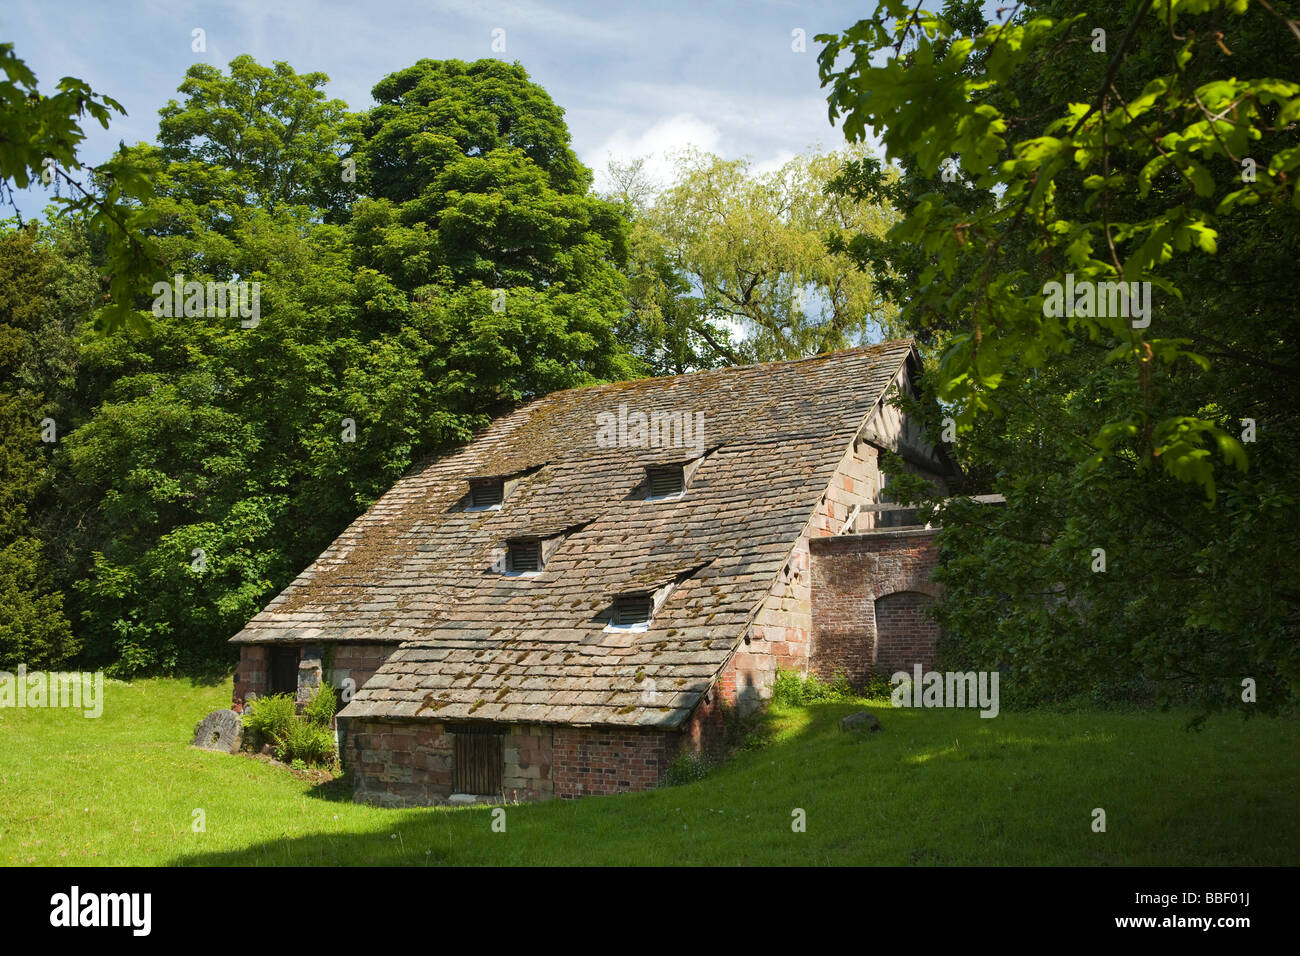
top-left (348, 719), bottom-right (454, 807)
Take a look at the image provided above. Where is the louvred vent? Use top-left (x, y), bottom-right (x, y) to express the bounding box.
top-left (507, 540), bottom-right (541, 572)
top-left (646, 466), bottom-right (684, 498)
top-left (613, 594), bottom-right (654, 627)
top-left (469, 479), bottom-right (504, 508)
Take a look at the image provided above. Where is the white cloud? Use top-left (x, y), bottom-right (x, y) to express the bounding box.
top-left (586, 114), bottom-right (724, 193)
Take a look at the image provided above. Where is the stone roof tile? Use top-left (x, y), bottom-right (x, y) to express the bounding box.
top-left (230, 342), bottom-right (916, 727)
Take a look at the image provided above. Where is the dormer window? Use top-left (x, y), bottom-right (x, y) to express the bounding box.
top-left (467, 478), bottom-right (504, 509)
top-left (611, 593), bottom-right (654, 629)
top-left (506, 538), bottom-right (542, 573)
top-left (645, 465), bottom-right (685, 500)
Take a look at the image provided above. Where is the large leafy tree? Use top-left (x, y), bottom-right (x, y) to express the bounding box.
top-left (818, 0), bottom-right (1299, 495)
top-left (631, 148), bottom-right (900, 365)
top-left (0, 225), bottom-right (89, 668)
top-left (349, 58), bottom-right (640, 404)
top-left (152, 55), bottom-right (353, 222)
top-left (50, 56), bottom-right (644, 674)
top-left (357, 58), bottom-right (588, 203)
top-left (820, 0), bottom-right (1299, 712)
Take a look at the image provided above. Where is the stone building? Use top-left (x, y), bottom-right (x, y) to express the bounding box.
top-left (228, 340), bottom-right (956, 805)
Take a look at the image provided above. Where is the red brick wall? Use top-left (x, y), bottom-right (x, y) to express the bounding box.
top-left (232, 645), bottom-right (268, 713)
top-left (680, 683), bottom-right (728, 757)
top-left (808, 529), bottom-right (941, 683)
top-left (727, 440), bottom-right (880, 713)
top-left (552, 726), bottom-right (677, 799)
top-left (346, 718), bottom-right (676, 805)
top-left (873, 591), bottom-right (939, 674)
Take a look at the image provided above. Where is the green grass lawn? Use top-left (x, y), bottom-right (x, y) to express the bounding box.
top-left (1, 676), bottom-right (1296, 865)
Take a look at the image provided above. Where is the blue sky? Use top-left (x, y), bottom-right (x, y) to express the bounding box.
top-left (2, 0), bottom-right (889, 219)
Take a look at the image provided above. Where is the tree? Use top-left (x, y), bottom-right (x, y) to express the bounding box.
top-left (816, 0), bottom-right (1300, 496)
top-left (0, 226), bottom-right (81, 668)
top-left (819, 0), bottom-right (1300, 712)
top-left (356, 58), bottom-right (588, 204)
top-left (0, 43), bottom-right (159, 334)
top-left (349, 58), bottom-right (640, 402)
top-left (637, 148), bottom-right (899, 364)
top-left (154, 55), bottom-right (353, 221)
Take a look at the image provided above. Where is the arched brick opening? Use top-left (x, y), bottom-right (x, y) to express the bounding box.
top-left (873, 590), bottom-right (938, 674)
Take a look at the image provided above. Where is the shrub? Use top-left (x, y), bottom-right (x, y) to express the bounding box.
top-left (665, 749), bottom-right (713, 786)
top-left (242, 693), bottom-right (296, 745)
top-left (241, 692), bottom-right (336, 768)
top-left (771, 668), bottom-right (807, 706)
top-left (273, 714), bottom-right (336, 767)
top-left (771, 667), bottom-right (857, 706)
top-left (0, 538), bottom-right (78, 670)
top-left (303, 683), bottom-right (336, 728)
top-left (860, 672), bottom-right (897, 700)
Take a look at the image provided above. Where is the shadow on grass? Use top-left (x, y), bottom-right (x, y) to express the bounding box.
top-left (165, 699), bottom-right (1150, 867)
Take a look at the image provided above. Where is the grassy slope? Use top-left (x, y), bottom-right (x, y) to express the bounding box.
top-left (0, 677), bottom-right (1296, 866)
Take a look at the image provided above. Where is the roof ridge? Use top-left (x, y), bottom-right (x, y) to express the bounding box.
top-left (535, 339), bottom-right (916, 404)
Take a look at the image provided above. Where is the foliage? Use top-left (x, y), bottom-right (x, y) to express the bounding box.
top-left (0, 226), bottom-right (78, 668)
top-left (818, 0), bottom-right (1300, 713)
top-left (623, 148), bottom-right (900, 365)
top-left (0, 43), bottom-right (160, 334)
top-left (273, 716), bottom-right (336, 767)
top-left (303, 682), bottom-right (337, 728)
top-left (241, 693), bottom-right (297, 745)
top-left (348, 58), bottom-right (641, 397)
top-left (602, 161), bottom-right (719, 375)
top-left (771, 668), bottom-right (856, 706)
top-left (816, 0), bottom-right (1298, 497)
top-left (242, 689), bottom-right (336, 768)
top-left (0, 538), bottom-right (77, 669)
top-left (664, 749), bottom-right (714, 786)
top-left (155, 55), bottom-right (353, 221)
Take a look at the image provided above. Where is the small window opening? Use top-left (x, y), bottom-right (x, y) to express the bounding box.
top-left (646, 465), bottom-right (684, 499)
top-left (612, 594), bottom-right (654, 627)
top-left (269, 647), bottom-right (300, 695)
top-left (468, 478), bottom-right (504, 509)
top-left (507, 539), bottom-right (541, 573)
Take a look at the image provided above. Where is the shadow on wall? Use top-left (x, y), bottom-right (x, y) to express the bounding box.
top-left (736, 670), bottom-right (760, 713)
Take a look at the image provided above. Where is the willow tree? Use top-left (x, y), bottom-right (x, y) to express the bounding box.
top-left (632, 148), bottom-right (900, 365)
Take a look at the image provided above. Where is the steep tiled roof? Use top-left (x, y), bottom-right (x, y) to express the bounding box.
top-left (232, 341), bottom-right (917, 728)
